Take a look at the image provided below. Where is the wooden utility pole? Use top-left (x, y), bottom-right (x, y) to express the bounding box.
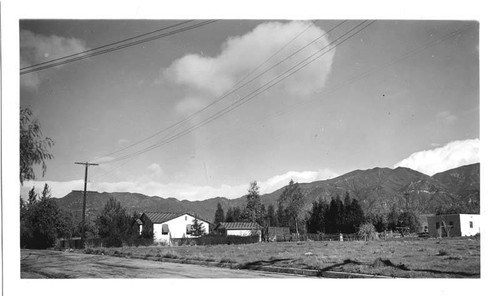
top-left (75, 162), bottom-right (98, 244)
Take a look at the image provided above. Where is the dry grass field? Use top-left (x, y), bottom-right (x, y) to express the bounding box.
top-left (83, 236), bottom-right (480, 278)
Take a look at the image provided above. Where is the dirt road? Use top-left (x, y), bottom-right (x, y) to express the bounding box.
top-left (21, 249), bottom-right (304, 278)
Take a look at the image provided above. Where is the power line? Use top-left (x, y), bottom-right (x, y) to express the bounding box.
top-left (20, 20), bottom-right (218, 75)
top-left (253, 22), bottom-right (477, 125)
top-left (100, 21), bottom-right (375, 164)
top-left (93, 20), bottom-right (348, 162)
top-left (21, 20), bottom-right (195, 71)
top-left (94, 21), bottom-right (472, 175)
top-left (102, 21), bottom-right (372, 164)
top-left (89, 158), bottom-right (135, 182)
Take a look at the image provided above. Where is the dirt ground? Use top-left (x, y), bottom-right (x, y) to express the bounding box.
top-left (20, 249), bottom-right (304, 278)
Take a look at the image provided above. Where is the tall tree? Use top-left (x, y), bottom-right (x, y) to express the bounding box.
top-left (28, 186), bottom-right (37, 206)
top-left (242, 181), bottom-right (264, 224)
top-left (307, 198), bottom-right (329, 233)
top-left (96, 197), bottom-right (133, 247)
top-left (278, 180), bottom-right (305, 235)
top-left (20, 107), bottom-right (54, 184)
top-left (344, 198), bottom-right (364, 233)
top-left (325, 195), bottom-right (338, 233)
top-left (337, 194), bottom-right (346, 232)
top-left (317, 198), bottom-right (329, 233)
top-left (365, 212), bottom-right (387, 232)
top-left (387, 203), bottom-right (399, 231)
top-left (225, 207), bottom-right (234, 222)
top-left (191, 217), bottom-right (206, 237)
top-left (307, 200), bottom-right (320, 234)
top-left (276, 202), bottom-right (288, 227)
top-left (41, 183), bottom-right (51, 200)
top-left (214, 202), bottom-right (225, 224)
top-left (266, 204), bottom-right (278, 227)
top-left (225, 206), bottom-right (242, 222)
top-left (233, 207), bottom-right (242, 222)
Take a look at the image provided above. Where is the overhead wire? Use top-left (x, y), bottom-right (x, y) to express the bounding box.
top-left (253, 22), bottom-right (477, 124)
top-left (99, 20), bottom-right (375, 165)
top-left (91, 21), bottom-right (473, 179)
top-left (20, 20), bottom-right (218, 75)
top-left (21, 19), bottom-right (195, 71)
top-left (181, 22), bottom-right (477, 159)
top-left (96, 20), bottom-right (354, 164)
top-left (92, 20), bottom-right (348, 163)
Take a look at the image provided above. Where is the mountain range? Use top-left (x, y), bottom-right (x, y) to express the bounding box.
top-left (55, 163), bottom-right (480, 223)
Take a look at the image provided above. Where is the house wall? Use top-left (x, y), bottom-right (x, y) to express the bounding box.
top-left (459, 214), bottom-right (480, 236)
top-left (227, 229), bottom-right (253, 236)
top-left (427, 214), bottom-right (480, 237)
top-left (152, 214), bottom-right (210, 243)
top-left (227, 229), bottom-right (262, 242)
top-left (152, 223), bottom-right (171, 244)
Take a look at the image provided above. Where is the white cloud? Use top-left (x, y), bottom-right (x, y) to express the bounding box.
top-left (147, 163), bottom-right (164, 176)
top-left (175, 96), bottom-right (206, 114)
top-left (20, 29), bottom-right (88, 90)
top-left (161, 21), bottom-right (334, 98)
top-left (394, 138), bottom-right (479, 175)
top-left (258, 168), bottom-right (338, 193)
top-left (21, 168), bottom-right (338, 201)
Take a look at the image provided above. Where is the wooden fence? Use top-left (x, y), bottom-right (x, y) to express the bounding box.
top-left (271, 233), bottom-right (362, 242)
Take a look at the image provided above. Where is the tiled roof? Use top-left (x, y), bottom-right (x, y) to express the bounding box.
top-left (142, 212), bottom-right (184, 223)
top-left (141, 212), bottom-right (211, 224)
top-left (216, 222), bottom-right (263, 230)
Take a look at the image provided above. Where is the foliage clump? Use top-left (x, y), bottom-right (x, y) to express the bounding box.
top-left (21, 184), bottom-right (74, 249)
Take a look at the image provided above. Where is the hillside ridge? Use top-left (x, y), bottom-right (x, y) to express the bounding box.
top-left (55, 163), bottom-right (480, 223)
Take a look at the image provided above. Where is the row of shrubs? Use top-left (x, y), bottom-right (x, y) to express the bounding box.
top-left (56, 236), bottom-right (155, 249)
top-left (172, 234), bottom-right (260, 246)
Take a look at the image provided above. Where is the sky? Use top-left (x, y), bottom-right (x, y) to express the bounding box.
top-left (19, 19), bottom-right (480, 200)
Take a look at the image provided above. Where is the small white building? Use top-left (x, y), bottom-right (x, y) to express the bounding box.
top-left (140, 212), bottom-right (210, 245)
top-left (427, 214), bottom-right (480, 237)
top-left (214, 222), bottom-right (263, 241)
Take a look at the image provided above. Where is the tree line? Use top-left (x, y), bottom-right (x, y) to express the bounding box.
top-left (214, 181), bottom-right (422, 235)
top-left (306, 192), bottom-right (364, 234)
top-left (214, 180), bottom-right (306, 235)
top-left (20, 183), bottom-right (151, 248)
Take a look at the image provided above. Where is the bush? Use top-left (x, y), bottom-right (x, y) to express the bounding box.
top-left (437, 249), bottom-right (449, 256)
top-left (171, 234), bottom-right (260, 246)
top-left (20, 197), bottom-right (71, 249)
top-left (96, 197), bottom-right (134, 247)
top-left (357, 223), bottom-right (377, 241)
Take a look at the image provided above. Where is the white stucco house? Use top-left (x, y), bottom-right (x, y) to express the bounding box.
top-left (214, 222), bottom-right (263, 242)
top-left (139, 212), bottom-right (210, 245)
top-left (427, 214), bottom-right (480, 237)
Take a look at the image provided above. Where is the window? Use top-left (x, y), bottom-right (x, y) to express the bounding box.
top-left (185, 216), bottom-right (187, 221)
top-left (162, 224), bottom-right (169, 235)
top-left (448, 221), bottom-right (454, 228)
top-left (470, 221), bottom-right (473, 228)
top-left (436, 222), bottom-right (440, 229)
top-left (186, 224), bottom-right (193, 235)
